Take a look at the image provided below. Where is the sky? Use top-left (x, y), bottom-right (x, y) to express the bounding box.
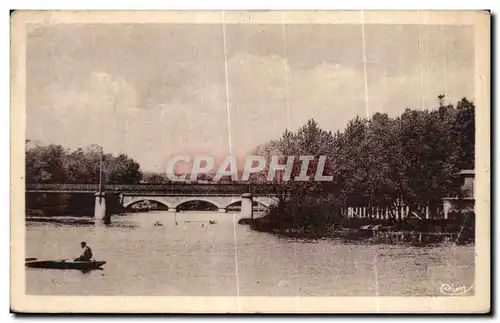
top-left (26, 22), bottom-right (474, 172)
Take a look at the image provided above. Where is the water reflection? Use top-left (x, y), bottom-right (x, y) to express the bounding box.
top-left (25, 210), bottom-right (475, 296)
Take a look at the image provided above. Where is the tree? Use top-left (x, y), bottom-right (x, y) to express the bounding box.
top-left (252, 119), bottom-right (342, 231)
top-left (251, 94), bottom-right (476, 232)
top-left (25, 144), bottom-right (67, 183)
top-left (105, 153), bottom-right (142, 184)
top-left (26, 143), bottom-right (143, 185)
top-left (25, 143), bottom-right (144, 216)
top-left (452, 98), bottom-right (475, 169)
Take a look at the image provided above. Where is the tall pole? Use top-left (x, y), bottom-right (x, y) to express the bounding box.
top-left (94, 145), bottom-right (107, 223)
top-left (99, 146), bottom-right (103, 199)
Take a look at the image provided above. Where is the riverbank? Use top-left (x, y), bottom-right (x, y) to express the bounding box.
top-left (238, 216), bottom-right (474, 245)
top-left (26, 216), bottom-right (95, 225)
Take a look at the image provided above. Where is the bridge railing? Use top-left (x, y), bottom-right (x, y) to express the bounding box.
top-left (25, 183), bottom-right (279, 194)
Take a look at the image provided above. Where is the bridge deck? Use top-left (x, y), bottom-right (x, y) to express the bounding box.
top-left (25, 183), bottom-right (278, 195)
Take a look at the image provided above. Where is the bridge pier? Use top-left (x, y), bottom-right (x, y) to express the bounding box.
top-left (217, 208), bottom-right (227, 213)
top-left (167, 208), bottom-right (177, 213)
top-left (119, 193), bottom-right (125, 205)
top-left (94, 193), bottom-right (108, 224)
top-left (241, 193), bottom-right (253, 219)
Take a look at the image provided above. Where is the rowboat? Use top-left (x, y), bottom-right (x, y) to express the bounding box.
top-left (25, 259), bottom-right (106, 270)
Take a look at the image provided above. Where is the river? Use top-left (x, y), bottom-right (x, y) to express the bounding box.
top-left (25, 210), bottom-right (475, 296)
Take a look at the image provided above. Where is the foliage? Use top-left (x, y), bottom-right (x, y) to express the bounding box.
top-left (25, 143), bottom-right (143, 216)
top-left (253, 95), bottom-right (475, 232)
top-left (25, 143), bottom-right (142, 184)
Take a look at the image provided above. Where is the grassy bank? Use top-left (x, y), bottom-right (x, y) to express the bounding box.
top-left (238, 210), bottom-right (475, 245)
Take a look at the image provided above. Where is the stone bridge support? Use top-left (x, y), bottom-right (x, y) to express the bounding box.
top-left (94, 192), bottom-right (108, 225)
top-left (241, 193), bottom-right (253, 219)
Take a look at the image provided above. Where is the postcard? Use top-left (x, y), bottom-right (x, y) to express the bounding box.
top-left (10, 10), bottom-right (490, 313)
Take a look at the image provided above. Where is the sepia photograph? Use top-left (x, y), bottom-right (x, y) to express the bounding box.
top-left (10, 10), bottom-right (490, 313)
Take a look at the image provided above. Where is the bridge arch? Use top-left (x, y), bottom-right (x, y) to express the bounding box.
top-left (123, 197), bottom-right (173, 210)
top-left (121, 195), bottom-right (278, 212)
top-left (224, 199), bottom-right (271, 210)
top-left (174, 198), bottom-right (221, 211)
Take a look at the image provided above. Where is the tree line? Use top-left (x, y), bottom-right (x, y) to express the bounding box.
top-left (25, 143), bottom-right (142, 184)
top-left (248, 96), bottom-right (475, 233)
top-left (25, 143), bottom-right (142, 216)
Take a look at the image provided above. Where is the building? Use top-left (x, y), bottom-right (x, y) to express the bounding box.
top-left (442, 169), bottom-right (475, 219)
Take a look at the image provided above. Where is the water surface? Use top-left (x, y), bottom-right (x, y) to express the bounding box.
top-left (25, 211), bottom-right (475, 296)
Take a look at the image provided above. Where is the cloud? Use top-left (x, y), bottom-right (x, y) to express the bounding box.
top-left (85, 72), bottom-right (139, 112)
top-left (27, 48), bottom-right (474, 172)
top-left (26, 71), bottom-right (140, 154)
top-left (228, 53), bottom-right (288, 103)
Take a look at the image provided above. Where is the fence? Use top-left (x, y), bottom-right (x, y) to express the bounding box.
top-left (340, 205), bottom-right (445, 220)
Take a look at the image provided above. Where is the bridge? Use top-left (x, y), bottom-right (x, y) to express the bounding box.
top-left (25, 183), bottom-right (277, 194)
top-left (26, 183), bottom-right (279, 224)
top-left (120, 194), bottom-right (276, 212)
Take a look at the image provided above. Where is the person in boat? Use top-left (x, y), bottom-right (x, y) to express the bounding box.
top-left (74, 241), bottom-right (93, 262)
